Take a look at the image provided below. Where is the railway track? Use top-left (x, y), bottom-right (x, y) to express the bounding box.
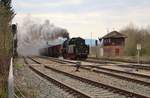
top-left (35, 56), bottom-right (150, 86)
top-left (117, 64), bottom-right (150, 71)
top-left (44, 57), bottom-right (150, 78)
top-left (29, 57), bottom-right (150, 98)
top-left (29, 66), bottom-right (92, 98)
top-left (85, 58), bottom-right (118, 64)
top-left (40, 56), bottom-right (150, 71)
top-left (25, 57), bottom-right (92, 98)
top-left (86, 58), bottom-right (150, 71)
top-left (88, 57), bottom-right (150, 64)
top-left (38, 57), bottom-right (150, 78)
top-left (82, 66), bottom-right (150, 85)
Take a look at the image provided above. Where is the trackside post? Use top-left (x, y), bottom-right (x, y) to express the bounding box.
top-left (8, 58), bottom-right (14, 98)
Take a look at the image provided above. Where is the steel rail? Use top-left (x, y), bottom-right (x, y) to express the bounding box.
top-left (88, 57), bottom-right (150, 64)
top-left (86, 58), bottom-right (150, 71)
top-left (117, 64), bottom-right (150, 71)
top-left (37, 56), bottom-right (77, 64)
top-left (85, 58), bottom-right (117, 64)
top-left (87, 65), bottom-right (150, 78)
top-left (80, 66), bottom-right (150, 86)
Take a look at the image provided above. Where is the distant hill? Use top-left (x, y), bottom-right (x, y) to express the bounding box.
top-left (85, 39), bottom-right (97, 46)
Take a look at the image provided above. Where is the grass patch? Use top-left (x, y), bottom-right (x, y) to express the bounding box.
top-left (0, 77), bottom-right (8, 98)
top-left (15, 63), bottom-right (23, 69)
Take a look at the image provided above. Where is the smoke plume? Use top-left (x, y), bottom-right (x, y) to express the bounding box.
top-left (17, 16), bottom-right (69, 56)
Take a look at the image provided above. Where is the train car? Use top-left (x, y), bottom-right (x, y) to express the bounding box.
top-left (47, 44), bottom-right (62, 57)
top-left (62, 37), bottom-right (89, 60)
top-left (39, 47), bottom-right (49, 56)
top-left (40, 44), bottom-right (62, 57)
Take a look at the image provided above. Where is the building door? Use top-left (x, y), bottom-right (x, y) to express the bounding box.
top-left (115, 48), bottom-right (120, 56)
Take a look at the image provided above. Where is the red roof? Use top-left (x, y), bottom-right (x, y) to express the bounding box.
top-left (100, 31), bottom-right (127, 39)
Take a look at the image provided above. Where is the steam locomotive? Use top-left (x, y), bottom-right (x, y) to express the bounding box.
top-left (62, 37), bottom-right (89, 59)
top-left (40, 37), bottom-right (89, 60)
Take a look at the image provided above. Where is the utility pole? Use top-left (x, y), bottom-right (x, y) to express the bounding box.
top-left (91, 32), bottom-right (92, 46)
top-left (137, 43), bottom-right (141, 65)
top-left (90, 32), bottom-right (92, 56)
top-left (95, 40), bottom-right (98, 58)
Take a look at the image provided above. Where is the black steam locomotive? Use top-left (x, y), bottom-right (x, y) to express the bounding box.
top-left (40, 37), bottom-right (89, 60)
top-left (62, 37), bottom-right (89, 60)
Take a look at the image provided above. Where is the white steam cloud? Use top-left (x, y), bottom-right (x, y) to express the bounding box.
top-left (17, 16), bottom-right (69, 56)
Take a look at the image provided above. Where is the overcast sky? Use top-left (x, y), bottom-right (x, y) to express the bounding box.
top-left (12, 0), bottom-right (150, 39)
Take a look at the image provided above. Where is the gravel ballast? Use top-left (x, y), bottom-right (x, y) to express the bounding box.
top-left (14, 58), bottom-right (75, 98)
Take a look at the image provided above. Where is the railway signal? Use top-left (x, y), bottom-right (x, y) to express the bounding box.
top-left (11, 24), bottom-right (18, 57)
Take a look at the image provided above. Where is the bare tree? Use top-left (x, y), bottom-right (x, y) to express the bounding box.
top-left (120, 25), bottom-right (150, 56)
top-left (0, 0), bottom-right (15, 56)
